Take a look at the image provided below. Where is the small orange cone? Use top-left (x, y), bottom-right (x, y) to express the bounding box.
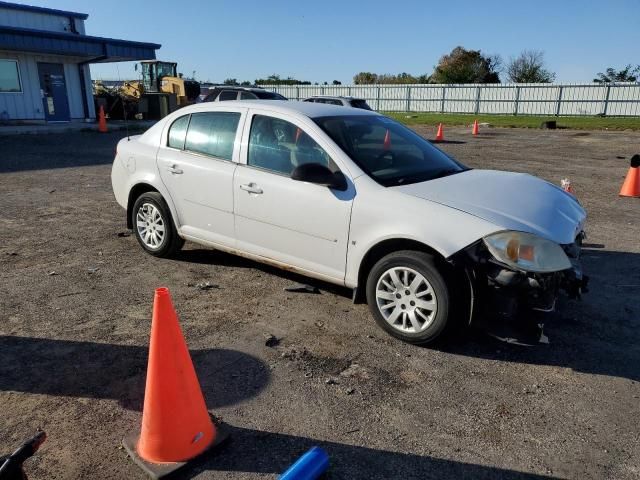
top-left (619, 154), bottom-right (640, 198)
top-left (123, 287), bottom-right (228, 478)
top-left (98, 105), bottom-right (108, 133)
top-left (472, 119), bottom-right (479, 136)
top-left (435, 123), bottom-right (444, 142)
top-left (383, 129), bottom-right (391, 150)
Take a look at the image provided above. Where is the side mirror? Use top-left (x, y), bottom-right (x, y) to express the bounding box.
top-left (291, 163), bottom-right (348, 191)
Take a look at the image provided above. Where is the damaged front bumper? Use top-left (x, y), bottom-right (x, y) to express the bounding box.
top-left (451, 233), bottom-right (589, 320)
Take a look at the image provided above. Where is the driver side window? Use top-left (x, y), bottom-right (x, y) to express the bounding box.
top-left (247, 115), bottom-right (337, 176)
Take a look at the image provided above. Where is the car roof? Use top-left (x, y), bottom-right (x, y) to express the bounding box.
top-left (306, 95), bottom-right (364, 100)
top-left (184, 100), bottom-right (379, 118)
top-left (212, 86), bottom-right (265, 92)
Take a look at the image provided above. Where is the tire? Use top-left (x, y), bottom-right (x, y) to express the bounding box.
top-left (131, 192), bottom-right (184, 257)
top-left (365, 250), bottom-right (451, 345)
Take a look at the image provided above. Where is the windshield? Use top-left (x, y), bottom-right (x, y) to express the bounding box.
top-left (314, 115), bottom-right (467, 186)
top-left (349, 99), bottom-right (372, 110)
top-left (255, 91), bottom-right (288, 100)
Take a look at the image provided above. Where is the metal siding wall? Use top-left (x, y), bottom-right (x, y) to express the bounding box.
top-left (0, 50), bottom-right (90, 120)
top-left (261, 83), bottom-right (640, 116)
top-left (0, 51), bottom-right (40, 119)
top-left (0, 8), bottom-right (76, 33)
top-left (81, 63), bottom-right (95, 119)
top-left (62, 60), bottom-right (83, 118)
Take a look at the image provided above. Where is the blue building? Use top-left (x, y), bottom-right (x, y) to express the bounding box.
top-left (0, 1), bottom-right (159, 123)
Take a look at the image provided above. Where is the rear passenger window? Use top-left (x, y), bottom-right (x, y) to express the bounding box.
top-left (167, 115), bottom-right (189, 149)
top-left (218, 90), bottom-right (238, 101)
top-left (240, 91), bottom-right (257, 100)
top-left (184, 112), bottom-right (240, 160)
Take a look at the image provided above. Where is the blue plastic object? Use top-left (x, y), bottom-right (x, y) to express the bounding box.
top-left (279, 446), bottom-right (329, 480)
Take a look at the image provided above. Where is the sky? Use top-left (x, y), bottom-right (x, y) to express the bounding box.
top-left (10, 0), bottom-right (640, 83)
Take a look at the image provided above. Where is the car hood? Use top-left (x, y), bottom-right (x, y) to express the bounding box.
top-left (393, 169), bottom-right (586, 245)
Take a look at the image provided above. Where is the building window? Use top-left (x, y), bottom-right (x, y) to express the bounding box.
top-left (0, 60), bottom-right (22, 93)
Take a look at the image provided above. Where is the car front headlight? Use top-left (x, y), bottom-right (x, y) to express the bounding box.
top-left (483, 231), bottom-right (571, 273)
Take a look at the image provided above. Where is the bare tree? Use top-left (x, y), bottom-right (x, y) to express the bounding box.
top-left (506, 50), bottom-right (555, 83)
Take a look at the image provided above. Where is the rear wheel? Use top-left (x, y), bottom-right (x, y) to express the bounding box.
top-left (366, 250), bottom-right (451, 345)
top-left (131, 192), bottom-right (184, 257)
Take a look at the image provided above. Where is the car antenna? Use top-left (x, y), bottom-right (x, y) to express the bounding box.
top-left (116, 63), bottom-right (130, 141)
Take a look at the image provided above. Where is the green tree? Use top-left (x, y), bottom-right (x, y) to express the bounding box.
top-left (593, 65), bottom-right (640, 83)
top-left (353, 72), bottom-right (379, 84)
top-left (353, 71), bottom-right (431, 84)
top-left (506, 50), bottom-right (555, 83)
top-left (430, 46), bottom-right (501, 84)
top-left (332, 80), bottom-right (342, 85)
top-left (255, 74), bottom-right (311, 85)
top-left (223, 78), bottom-right (238, 85)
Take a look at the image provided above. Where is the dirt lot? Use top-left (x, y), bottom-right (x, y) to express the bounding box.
top-left (1, 125), bottom-right (639, 479)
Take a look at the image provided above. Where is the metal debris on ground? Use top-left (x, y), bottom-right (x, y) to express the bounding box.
top-left (280, 346), bottom-right (310, 361)
top-left (339, 363), bottom-right (371, 380)
top-left (87, 267), bottom-right (99, 274)
top-left (263, 333), bottom-right (280, 348)
top-left (283, 283), bottom-right (321, 294)
top-left (47, 271), bottom-right (58, 276)
top-left (194, 281), bottom-right (219, 291)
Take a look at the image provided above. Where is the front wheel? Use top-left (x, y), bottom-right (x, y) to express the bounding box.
top-left (366, 250), bottom-right (451, 345)
top-left (131, 192), bottom-right (184, 257)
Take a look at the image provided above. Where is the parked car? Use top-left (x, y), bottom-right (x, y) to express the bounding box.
top-left (304, 96), bottom-right (372, 110)
top-left (112, 101), bottom-right (587, 345)
top-left (202, 86), bottom-right (287, 102)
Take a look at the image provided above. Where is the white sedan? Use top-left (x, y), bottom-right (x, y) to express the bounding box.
top-left (111, 101), bottom-right (587, 344)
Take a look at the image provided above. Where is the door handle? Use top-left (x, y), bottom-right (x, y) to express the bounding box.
top-left (239, 183), bottom-right (263, 194)
top-left (167, 164), bottom-right (183, 175)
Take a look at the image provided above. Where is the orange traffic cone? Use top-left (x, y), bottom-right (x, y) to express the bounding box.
top-left (123, 287), bottom-right (228, 478)
top-left (472, 119), bottom-right (479, 136)
top-left (619, 154), bottom-right (640, 198)
top-left (435, 123), bottom-right (444, 142)
top-left (98, 105), bottom-right (108, 133)
top-left (383, 129), bottom-right (391, 150)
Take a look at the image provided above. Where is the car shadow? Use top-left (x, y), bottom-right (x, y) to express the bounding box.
top-left (181, 424), bottom-right (553, 479)
top-left (172, 247), bottom-right (354, 298)
top-left (0, 132), bottom-right (124, 173)
top-left (0, 336), bottom-right (270, 411)
top-left (430, 139), bottom-right (467, 145)
top-left (175, 246), bottom-right (639, 383)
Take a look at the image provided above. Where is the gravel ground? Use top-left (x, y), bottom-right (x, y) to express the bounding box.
top-left (1, 125), bottom-right (639, 479)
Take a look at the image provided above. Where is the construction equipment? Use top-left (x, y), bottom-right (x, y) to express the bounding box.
top-left (95, 61), bottom-right (200, 121)
top-left (123, 61), bottom-right (200, 107)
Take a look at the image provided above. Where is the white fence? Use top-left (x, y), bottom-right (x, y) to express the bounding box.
top-left (259, 83), bottom-right (640, 116)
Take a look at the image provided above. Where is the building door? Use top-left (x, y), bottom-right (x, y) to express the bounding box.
top-left (37, 63), bottom-right (70, 122)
